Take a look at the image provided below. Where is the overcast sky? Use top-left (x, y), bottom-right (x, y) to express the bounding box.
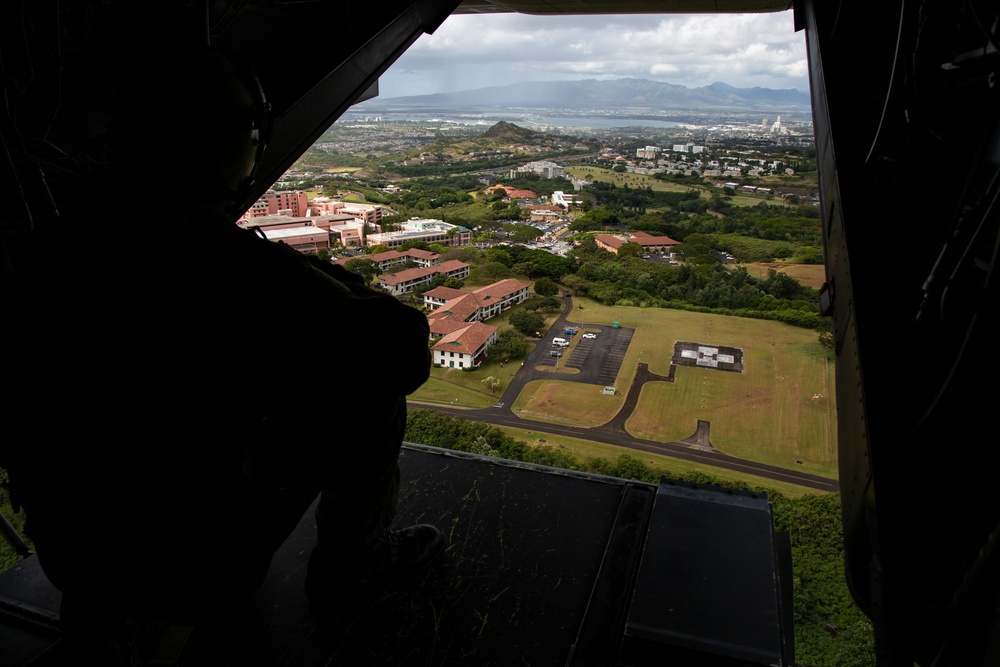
top-left (376, 10), bottom-right (808, 99)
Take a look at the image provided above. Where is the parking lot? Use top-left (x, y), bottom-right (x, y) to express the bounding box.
top-left (538, 325), bottom-right (633, 386)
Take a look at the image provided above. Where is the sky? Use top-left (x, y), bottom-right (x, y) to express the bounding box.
top-left (377, 10), bottom-right (808, 99)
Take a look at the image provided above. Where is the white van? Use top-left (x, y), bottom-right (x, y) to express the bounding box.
top-left (552, 337), bottom-right (569, 347)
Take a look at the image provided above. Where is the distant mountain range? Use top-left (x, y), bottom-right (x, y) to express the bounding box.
top-left (364, 78), bottom-right (811, 112)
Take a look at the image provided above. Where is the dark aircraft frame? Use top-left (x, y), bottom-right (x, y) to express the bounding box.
top-left (2, 1), bottom-right (998, 665)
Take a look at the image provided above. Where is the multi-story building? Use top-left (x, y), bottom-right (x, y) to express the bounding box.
top-left (258, 225), bottom-right (330, 253)
top-left (241, 190), bottom-right (309, 219)
top-left (308, 198), bottom-right (384, 226)
top-left (431, 321), bottom-right (498, 370)
top-left (424, 279), bottom-right (531, 331)
top-left (335, 248), bottom-right (441, 272)
top-left (551, 191), bottom-right (580, 209)
top-left (377, 260), bottom-right (470, 296)
top-left (366, 218), bottom-right (471, 250)
top-left (510, 161), bottom-right (566, 179)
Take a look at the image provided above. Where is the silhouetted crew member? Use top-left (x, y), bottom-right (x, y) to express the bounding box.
top-left (2, 47), bottom-right (444, 661)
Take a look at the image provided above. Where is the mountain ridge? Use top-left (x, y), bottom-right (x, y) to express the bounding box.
top-left (362, 77), bottom-right (811, 112)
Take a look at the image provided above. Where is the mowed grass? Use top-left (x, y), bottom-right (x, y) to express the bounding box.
top-left (512, 379), bottom-right (624, 427)
top-left (412, 355), bottom-right (525, 408)
top-left (410, 293), bottom-right (569, 408)
top-left (494, 426), bottom-right (817, 499)
top-left (566, 166), bottom-right (766, 208)
top-left (514, 299), bottom-right (838, 477)
top-left (746, 262), bottom-right (827, 290)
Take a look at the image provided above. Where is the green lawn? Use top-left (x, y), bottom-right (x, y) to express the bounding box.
top-left (512, 299), bottom-right (838, 478)
top-left (411, 288), bottom-right (837, 484)
top-left (493, 426), bottom-right (819, 499)
top-left (413, 355), bottom-right (525, 409)
top-left (566, 166), bottom-right (768, 207)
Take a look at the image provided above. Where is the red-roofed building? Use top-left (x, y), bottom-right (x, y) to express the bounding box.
top-left (422, 286), bottom-right (468, 309)
top-left (424, 278), bottom-right (531, 329)
top-left (377, 260), bottom-right (470, 296)
top-left (431, 321), bottom-right (498, 369)
top-left (334, 248), bottom-right (441, 272)
top-left (628, 231), bottom-right (681, 253)
top-left (595, 234), bottom-right (626, 254)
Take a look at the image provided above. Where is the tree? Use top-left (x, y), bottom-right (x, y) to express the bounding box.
top-left (342, 258), bottom-right (378, 285)
top-left (489, 328), bottom-right (532, 361)
top-left (534, 276), bottom-right (559, 296)
top-left (485, 248), bottom-right (513, 267)
top-left (538, 296), bottom-right (563, 312)
top-left (618, 242), bottom-right (643, 258)
top-left (508, 310), bottom-right (544, 336)
top-left (470, 261), bottom-right (513, 282)
top-left (481, 376), bottom-right (500, 393)
top-left (508, 225), bottom-right (541, 243)
top-left (512, 261), bottom-right (538, 279)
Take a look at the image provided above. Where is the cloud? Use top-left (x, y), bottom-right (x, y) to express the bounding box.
top-left (650, 63), bottom-right (679, 75)
top-left (378, 10), bottom-right (808, 97)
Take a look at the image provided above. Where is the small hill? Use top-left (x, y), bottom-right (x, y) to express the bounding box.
top-left (482, 121), bottom-right (537, 142)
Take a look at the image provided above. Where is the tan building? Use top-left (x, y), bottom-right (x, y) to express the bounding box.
top-left (595, 234), bottom-right (626, 254)
top-left (259, 225), bottom-right (330, 253)
top-left (308, 198), bottom-right (384, 226)
top-left (366, 218), bottom-right (471, 250)
top-left (241, 190), bottom-right (309, 219)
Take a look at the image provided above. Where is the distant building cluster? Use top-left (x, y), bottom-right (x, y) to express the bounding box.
top-left (366, 218), bottom-right (472, 250)
top-left (510, 160), bottom-right (567, 179)
top-left (238, 190), bottom-right (386, 249)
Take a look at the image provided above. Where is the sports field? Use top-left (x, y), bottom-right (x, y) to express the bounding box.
top-left (512, 300), bottom-right (838, 478)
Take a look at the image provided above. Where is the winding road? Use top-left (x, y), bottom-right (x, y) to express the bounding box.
top-left (411, 295), bottom-right (839, 493)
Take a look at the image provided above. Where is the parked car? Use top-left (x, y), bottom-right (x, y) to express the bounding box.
top-left (582, 333), bottom-right (598, 339)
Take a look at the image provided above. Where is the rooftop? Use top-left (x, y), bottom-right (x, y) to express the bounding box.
top-left (431, 320), bottom-right (497, 355)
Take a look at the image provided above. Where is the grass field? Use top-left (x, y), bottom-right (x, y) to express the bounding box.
top-left (410, 303), bottom-right (563, 408)
top-left (493, 426), bottom-right (818, 498)
top-left (566, 166), bottom-right (764, 207)
top-left (745, 261), bottom-right (826, 290)
top-left (511, 299), bottom-right (838, 478)
top-left (410, 283), bottom-right (837, 483)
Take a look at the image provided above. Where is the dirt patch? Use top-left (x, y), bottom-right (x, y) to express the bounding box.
top-left (750, 262), bottom-right (826, 290)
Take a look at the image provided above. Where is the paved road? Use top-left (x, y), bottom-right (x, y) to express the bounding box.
top-left (411, 295), bottom-right (839, 493)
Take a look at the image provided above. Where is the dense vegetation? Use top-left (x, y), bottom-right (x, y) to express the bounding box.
top-left (565, 236), bottom-right (825, 328)
top-left (403, 409), bottom-right (874, 667)
top-left (0, 468), bottom-right (28, 573)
